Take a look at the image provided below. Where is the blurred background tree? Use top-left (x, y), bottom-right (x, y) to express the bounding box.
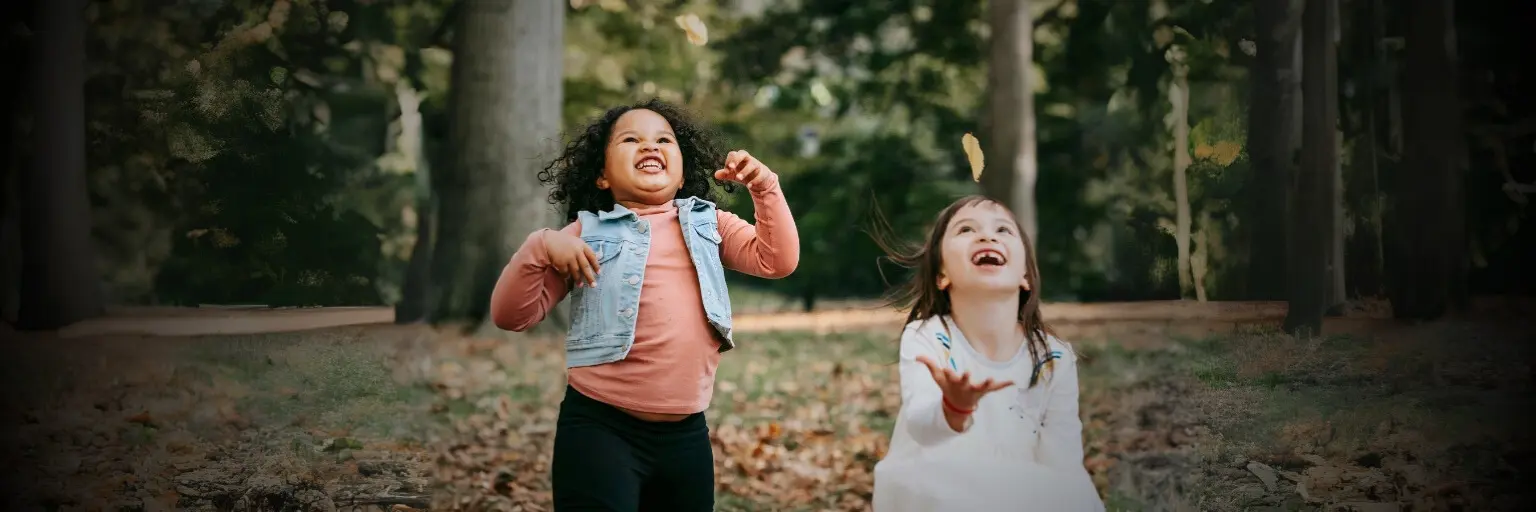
top-left (3, 0), bottom-right (1529, 333)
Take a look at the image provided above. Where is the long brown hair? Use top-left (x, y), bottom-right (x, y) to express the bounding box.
top-left (870, 195), bottom-right (1056, 386)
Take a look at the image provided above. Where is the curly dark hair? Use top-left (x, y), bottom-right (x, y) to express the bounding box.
top-left (539, 99), bottom-right (735, 222)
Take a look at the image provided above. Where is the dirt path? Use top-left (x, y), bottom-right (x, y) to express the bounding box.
top-left (51, 300), bottom-right (1348, 339)
top-left (53, 296), bottom-right (1535, 342)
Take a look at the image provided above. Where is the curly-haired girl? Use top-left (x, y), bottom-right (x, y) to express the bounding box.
top-left (489, 99), bottom-right (800, 511)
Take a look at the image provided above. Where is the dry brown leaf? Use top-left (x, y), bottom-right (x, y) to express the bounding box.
top-left (674, 14), bottom-right (708, 46)
top-left (962, 133), bottom-right (985, 182)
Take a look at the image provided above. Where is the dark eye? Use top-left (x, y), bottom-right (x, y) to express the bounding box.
top-left (658, 137), bottom-right (674, 144)
top-left (623, 136), bottom-right (639, 143)
top-left (997, 226), bottom-right (1013, 234)
top-left (957, 226), bottom-right (973, 233)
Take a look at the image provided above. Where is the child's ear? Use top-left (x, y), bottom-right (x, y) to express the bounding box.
top-left (596, 177), bottom-right (610, 190)
top-left (1020, 276), bottom-right (1031, 291)
top-left (937, 274), bottom-right (951, 291)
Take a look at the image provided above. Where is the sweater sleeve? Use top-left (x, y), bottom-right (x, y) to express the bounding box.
top-left (488, 222), bottom-right (580, 332)
top-left (1033, 338), bottom-right (1089, 474)
top-left (716, 171), bottom-right (800, 279)
top-left (898, 320), bottom-right (968, 446)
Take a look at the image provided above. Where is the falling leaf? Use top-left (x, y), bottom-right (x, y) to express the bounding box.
top-left (674, 14), bottom-right (708, 46)
top-left (962, 133), bottom-right (985, 182)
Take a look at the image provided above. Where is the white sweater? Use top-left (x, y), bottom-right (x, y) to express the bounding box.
top-left (873, 315), bottom-right (1104, 511)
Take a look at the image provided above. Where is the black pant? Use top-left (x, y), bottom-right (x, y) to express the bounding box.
top-left (550, 386), bottom-right (715, 511)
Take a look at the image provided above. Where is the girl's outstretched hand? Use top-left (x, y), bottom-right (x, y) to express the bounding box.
top-left (540, 229), bottom-right (600, 287)
top-left (715, 150), bottom-right (775, 189)
top-left (914, 355), bottom-right (1014, 412)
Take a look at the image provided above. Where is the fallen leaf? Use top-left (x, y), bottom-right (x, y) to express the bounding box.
top-left (1246, 460), bottom-right (1279, 492)
top-left (126, 411), bottom-right (153, 426)
top-left (962, 133), bottom-right (984, 182)
top-left (674, 14), bottom-right (708, 46)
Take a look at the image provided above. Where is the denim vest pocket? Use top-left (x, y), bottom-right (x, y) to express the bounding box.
top-left (568, 235), bottom-right (630, 362)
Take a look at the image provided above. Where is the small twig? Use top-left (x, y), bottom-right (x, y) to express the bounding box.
top-left (343, 494), bottom-right (433, 509)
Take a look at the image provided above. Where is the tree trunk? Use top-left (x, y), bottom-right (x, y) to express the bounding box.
top-left (1244, 0), bottom-right (1301, 301)
top-left (1192, 210), bottom-right (1210, 302)
top-left (981, 0), bottom-right (1039, 245)
top-left (1388, 0), bottom-right (1461, 320)
top-left (18, 0), bottom-right (104, 330)
top-left (1342, 0), bottom-right (1386, 299)
top-left (1326, 0), bottom-right (1347, 313)
top-left (395, 84), bottom-right (434, 324)
top-left (1328, 126), bottom-right (1347, 313)
top-left (1170, 48), bottom-right (1193, 299)
top-left (427, 0), bottom-right (565, 330)
top-left (0, 2), bottom-right (27, 325)
top-left (1284, 0), bottom-right (1338, 338)
top-left (398, 194), bottom-right (436, 324)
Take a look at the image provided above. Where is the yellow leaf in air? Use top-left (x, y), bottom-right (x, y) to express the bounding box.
top-left (674, 13), bottom-right (708, 46)
top-left (962, 133), bottom-right (985, 182)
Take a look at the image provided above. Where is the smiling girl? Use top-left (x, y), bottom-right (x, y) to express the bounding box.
top-left (488, 99), bottom-right (800, 511)
top-left (871, 195), bottom-right (1103, 511)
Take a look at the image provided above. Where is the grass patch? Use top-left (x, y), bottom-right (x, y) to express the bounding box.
top-left (179, 329), bottom-right (437, 440)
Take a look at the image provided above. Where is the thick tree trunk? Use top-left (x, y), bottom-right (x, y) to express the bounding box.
top-left (1245, 0), bottom-right (1301, 301)
top-left (0, 2), bottom-right (27, 325)
top-left (1284, 0), bottom-right (1339, 338)
top-left (981, 0), bottom-right (1039, 245)
top-left (427, 0), bottom-right (564, 329)
top-left (18, 0), bottom-right (104, 330)
top-left (1388, 0), bottom-right (1461, 320)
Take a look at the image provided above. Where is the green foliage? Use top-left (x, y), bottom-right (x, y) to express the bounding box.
top-left (85, 0), bottom-right (457, 305)
top-left (80, 0), bottom-right (1321, 306)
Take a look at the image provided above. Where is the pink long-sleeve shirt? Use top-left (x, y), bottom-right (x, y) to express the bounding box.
top-left (490, 177), bottom-right (799, 415)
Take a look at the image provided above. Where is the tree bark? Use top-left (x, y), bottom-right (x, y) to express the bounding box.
top-left (1284, 0), bottom-right (1338, 338)
top-left (395, 84), bottom-right (433, 324)
top-left (18, 0), bottom-right (104, 330)
top-left (0, 2), bottom-right (27, 325)
top-left (1170, 48), bottom-right (1194, 299)
top-left (1388, 0), bottom-right (1461, 320)
top-left (1326, 0), bottom-right (1347, 312)
top-left (981, 0), bottom-right (1039, 245)
top-left (427, 0), bottom-right (565, 329)
top-left (1245, 0), bottom-right (1301, 301)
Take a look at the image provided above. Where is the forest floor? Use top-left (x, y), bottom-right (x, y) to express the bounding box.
top-left (1, 300), bottom-right (1531, 511)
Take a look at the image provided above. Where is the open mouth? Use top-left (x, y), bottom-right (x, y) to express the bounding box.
top-left (971, 248), bottom-right (1006, 267)
top-left (636, 155), bottom-right (665, 173)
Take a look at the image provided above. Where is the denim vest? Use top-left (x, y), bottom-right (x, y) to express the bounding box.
top-left (565, 196), bottom-right (735, 368)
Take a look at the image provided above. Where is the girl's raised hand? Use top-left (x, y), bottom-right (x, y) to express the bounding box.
top-left (914, 355), bottom-right (1014, 412)
top-left (714, 150), bottom-right (774, 189)
top-left (540, 229), bottom-right (600, 288)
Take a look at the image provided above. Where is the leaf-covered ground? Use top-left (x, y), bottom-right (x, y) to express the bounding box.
top-left (1, 316), bottom-right (1529, 511)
